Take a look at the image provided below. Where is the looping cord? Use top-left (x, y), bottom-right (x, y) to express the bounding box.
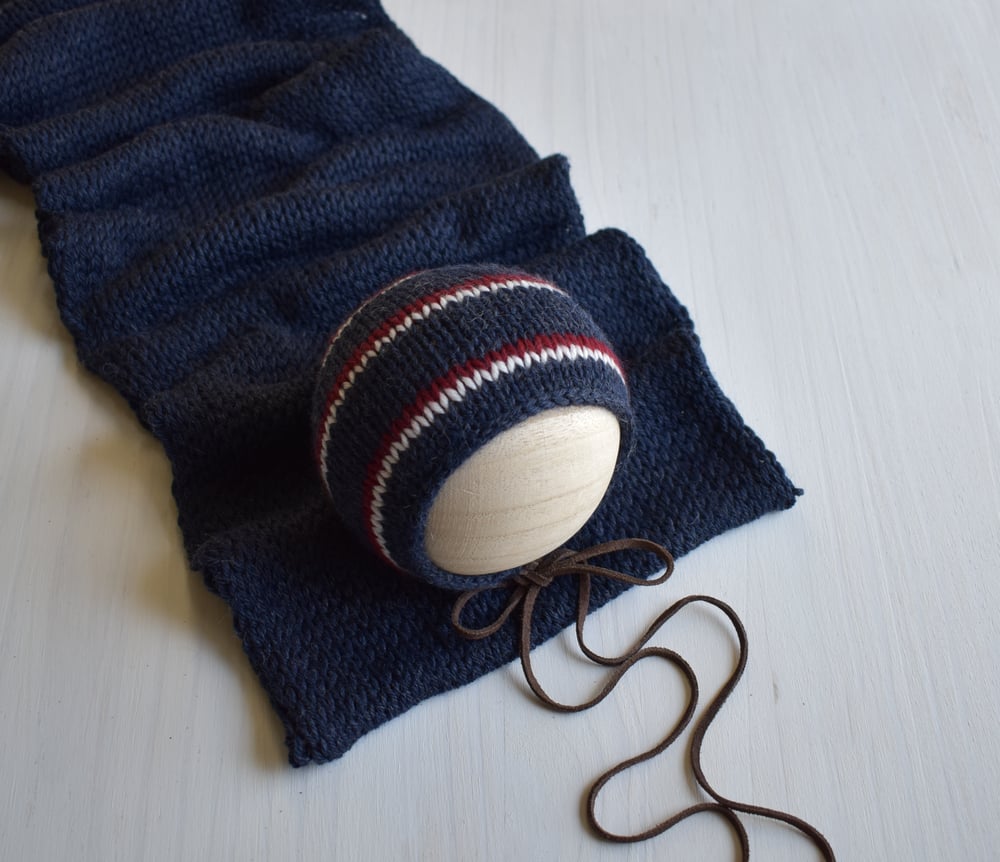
top-left (451, 538), bottom-right (835, 860)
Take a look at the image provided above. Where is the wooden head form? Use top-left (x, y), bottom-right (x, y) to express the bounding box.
top-left (424, 405), bottom-right (621, 575)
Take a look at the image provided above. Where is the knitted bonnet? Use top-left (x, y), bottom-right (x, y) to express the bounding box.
top-left (0, 0), bottom-right (799, 768)
top-left (312, 263), bottom-right (633, 589)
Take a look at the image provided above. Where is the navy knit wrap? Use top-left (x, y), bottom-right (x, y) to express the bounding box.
top-left (0, 0), bottom-right (799, 765)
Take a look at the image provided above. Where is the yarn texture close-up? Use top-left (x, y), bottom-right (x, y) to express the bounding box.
top-left (0, 0), bottom-right (798, 766)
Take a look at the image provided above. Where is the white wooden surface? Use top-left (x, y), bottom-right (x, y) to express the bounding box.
top-left (2, 1), bottom-right (999, 858)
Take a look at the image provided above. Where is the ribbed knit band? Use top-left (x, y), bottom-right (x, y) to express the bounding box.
top-left (312, 264), bottom-right (632, 588)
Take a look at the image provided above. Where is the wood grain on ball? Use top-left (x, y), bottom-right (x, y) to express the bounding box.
top-left (424, 406), bottom-right (620, 575)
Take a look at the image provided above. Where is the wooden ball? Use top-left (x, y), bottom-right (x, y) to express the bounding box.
top-left (424, 405), bottom-right (621, 575)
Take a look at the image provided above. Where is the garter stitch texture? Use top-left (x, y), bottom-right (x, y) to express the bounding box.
top-left (0, 0), bottom-right (800, 765)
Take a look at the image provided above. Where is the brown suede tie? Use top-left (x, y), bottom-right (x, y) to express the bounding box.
top-left (451, 538), bottom-right (835, 860)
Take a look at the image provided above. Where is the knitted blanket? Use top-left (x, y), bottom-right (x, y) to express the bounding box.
top-left (0, 0), bottom-right (798, 765)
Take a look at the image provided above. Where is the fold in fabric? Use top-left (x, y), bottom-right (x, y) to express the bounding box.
top-left (0, 0), bottom-right (798, 765)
